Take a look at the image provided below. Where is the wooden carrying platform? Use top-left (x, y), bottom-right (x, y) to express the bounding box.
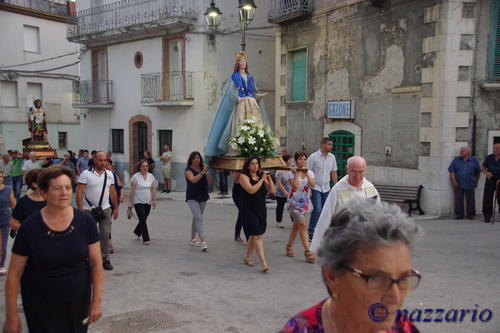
top-left (24, 142), bottom-right (57, 159)
top-left (209, 156), bottom-right (288, 171)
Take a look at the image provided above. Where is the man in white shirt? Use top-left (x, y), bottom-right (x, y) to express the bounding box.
top-left (76, 151), bottom-right (119, 271)
top-left (310, 156), bottom-right (380, 253)
top-left (22, 152), bottom-right (45, 177)
top-left (306, 137), bottom-right (338, 241)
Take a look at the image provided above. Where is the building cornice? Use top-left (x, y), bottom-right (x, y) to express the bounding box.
top-left (0, 2), bottom-right (70, 23)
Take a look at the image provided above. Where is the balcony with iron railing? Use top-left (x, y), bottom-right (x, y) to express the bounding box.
top-left (72, 80), bottom-right (114, 108)
top-left (67, 0), bottom-right (197, 44)
top-left (141, 71), bottom-right (194, 107)
top-left (0, 0), bottom-right (71, 18)
top-left (268, 0), bottom-right (313, 24)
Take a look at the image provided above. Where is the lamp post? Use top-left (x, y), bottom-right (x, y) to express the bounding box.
top-left (204, 0), bottom-right (222, 45)
top-left (238, 0), bottom-right (257, 51)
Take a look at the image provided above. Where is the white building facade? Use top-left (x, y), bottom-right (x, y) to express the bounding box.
top-left (0, 0), bottom-right (80, 155)
top-left (69, 0), bottom-right (275, 188)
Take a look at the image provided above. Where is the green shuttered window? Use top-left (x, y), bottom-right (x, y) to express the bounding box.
top-left (488, 0), bottom-right (500, 79)
top-left (290, 49), bottom-right (307, 101)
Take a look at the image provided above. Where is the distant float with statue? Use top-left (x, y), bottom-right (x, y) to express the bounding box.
top-left (205, 51), bottom-right (286, 170)
top-left (24, 99), bottom-right (57, 158)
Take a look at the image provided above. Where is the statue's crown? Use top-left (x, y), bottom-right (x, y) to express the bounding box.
top-left (235, 51), bottom-right (247, 62)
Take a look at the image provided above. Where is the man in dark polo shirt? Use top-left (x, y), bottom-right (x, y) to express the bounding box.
top-left (448, 146), bottom-right (480, 219)
top-left (482, 143), bottom-right (500, 223)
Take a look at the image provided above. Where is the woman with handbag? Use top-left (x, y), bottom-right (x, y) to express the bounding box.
top-left (128, 160), bottom-right (157, 245)
top-left (285, 152), bottom-right (317, 263)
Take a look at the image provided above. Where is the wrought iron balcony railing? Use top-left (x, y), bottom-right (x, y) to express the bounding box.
top-left (0, 0), bottom-right (69, 16)
top-left (72, 80), bottom-right (114, 107)
top-left (141, 71), bottom-right (193, 105)
top-left (67, 0), bottom-right (197, 43)
top-left (268, 0), bottom-right (313, 24)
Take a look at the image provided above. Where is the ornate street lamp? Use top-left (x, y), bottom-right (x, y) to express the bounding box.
top-left (205, 0), bottom-right (222, 30)
top-left (238, 0), bottom-right (257, 51)
top-left (205, 0), bottom-right (222, 45)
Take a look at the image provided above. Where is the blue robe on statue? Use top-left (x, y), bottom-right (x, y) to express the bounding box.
top-left (204, 72), bottom-right (270, 158)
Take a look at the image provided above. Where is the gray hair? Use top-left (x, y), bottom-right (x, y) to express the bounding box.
top-left (318, 197), bottom-right (421, 273)
top-left (346, 156), bottom-right (366, 168)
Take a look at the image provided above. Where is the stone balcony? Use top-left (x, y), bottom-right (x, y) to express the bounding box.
top-left (67, 0), bottom-right (197, 44)
top-left (72, 80), bottom-right (114, 108)
top-left (141, 71), bottom-right (194, 107)
top-left (268, 0), bottom-right (313, 25)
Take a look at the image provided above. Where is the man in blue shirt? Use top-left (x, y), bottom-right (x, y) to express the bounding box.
top-left (448, 146), bottom-right (480, 220)
top-left (482, 143), bottom-right (500, 223)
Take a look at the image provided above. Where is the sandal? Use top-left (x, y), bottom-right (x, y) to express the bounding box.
top-left (305, 250), bottom-right (316, 264)
top-left (286, 244), bottom-right (295, 257)
top-left (262, 265), bottom-right (270, 273)
top-left (234, 236), bottom-right (244, 242)
top-left (243, 258), bottom-right (256, 266)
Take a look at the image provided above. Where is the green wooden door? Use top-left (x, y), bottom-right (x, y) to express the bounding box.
top-left (329, 130), bottom-right (355, 178)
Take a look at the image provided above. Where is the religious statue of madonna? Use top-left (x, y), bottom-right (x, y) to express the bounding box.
top-left (205, 51), bottom-right (270, 157)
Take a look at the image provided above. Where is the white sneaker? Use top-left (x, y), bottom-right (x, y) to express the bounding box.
top-left (0, 267), bottom-right (6, 276)
top-left (190, 239), bottom-right (200, 247)
top-left (276, 222), bottom-right (284, 229)
top-left (200, 241), bottom-right (208, 252)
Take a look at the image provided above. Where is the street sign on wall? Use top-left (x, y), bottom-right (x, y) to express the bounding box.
top-left (327, 100), bottom-right (355, 119)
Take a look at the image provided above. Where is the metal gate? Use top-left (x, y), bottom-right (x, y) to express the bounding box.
top-left (329, 130), bottom-right (355, 178)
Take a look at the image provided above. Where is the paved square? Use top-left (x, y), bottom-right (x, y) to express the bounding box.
top-left (1, 195), bottom-right (499, 332)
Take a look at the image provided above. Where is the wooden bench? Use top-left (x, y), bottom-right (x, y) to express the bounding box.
top-left (374, 184), bottom-right (424, 216)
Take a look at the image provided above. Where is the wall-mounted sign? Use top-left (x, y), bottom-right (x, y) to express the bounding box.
top-left (327, 100), bottom-right (355, 119)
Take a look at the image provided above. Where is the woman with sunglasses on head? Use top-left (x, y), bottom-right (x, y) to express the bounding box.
top-left (285, 152), bottom-right (316, 264)
top-left (128, 159), bottom-right (157, 245)
top-left (280, 198), bottom-right (421, 333)
top-left (239, 157), bottom-right (275, 272)
top-left (185, 151), bottom-right (212, 252)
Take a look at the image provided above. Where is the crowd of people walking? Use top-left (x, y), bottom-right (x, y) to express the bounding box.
top-left (1, 136), bottom-right (500, 333)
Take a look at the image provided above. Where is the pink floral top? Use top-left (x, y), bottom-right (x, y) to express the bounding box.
top-left (279, 300), bottom-right (420, 333)
top-left (287, 170), bottom-right (314, 213)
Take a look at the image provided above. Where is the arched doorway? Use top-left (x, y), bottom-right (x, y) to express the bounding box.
top-left (329, 130), bottom-right (355, 178)
top-left (129, 115), bottom-right (152, 176)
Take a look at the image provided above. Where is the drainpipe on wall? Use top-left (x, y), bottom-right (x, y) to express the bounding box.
top-left (470, 0), bottom-right (483, 157)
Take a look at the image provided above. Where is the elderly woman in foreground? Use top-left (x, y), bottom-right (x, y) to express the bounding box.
top-left (4, 166), bottom-right (103, 333)
top-left (280, 198), bottom-right (421, 333)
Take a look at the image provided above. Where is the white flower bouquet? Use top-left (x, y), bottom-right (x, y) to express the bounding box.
top-left (229, 118), bottom-right (279, 159)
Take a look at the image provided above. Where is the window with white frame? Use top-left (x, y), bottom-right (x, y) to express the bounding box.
top-left (1, 81), bottom-right (18, 107)
top-left (27, 83), bottom-right (42, 106)
top-left (23, 25), bottom-right (40, 53)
